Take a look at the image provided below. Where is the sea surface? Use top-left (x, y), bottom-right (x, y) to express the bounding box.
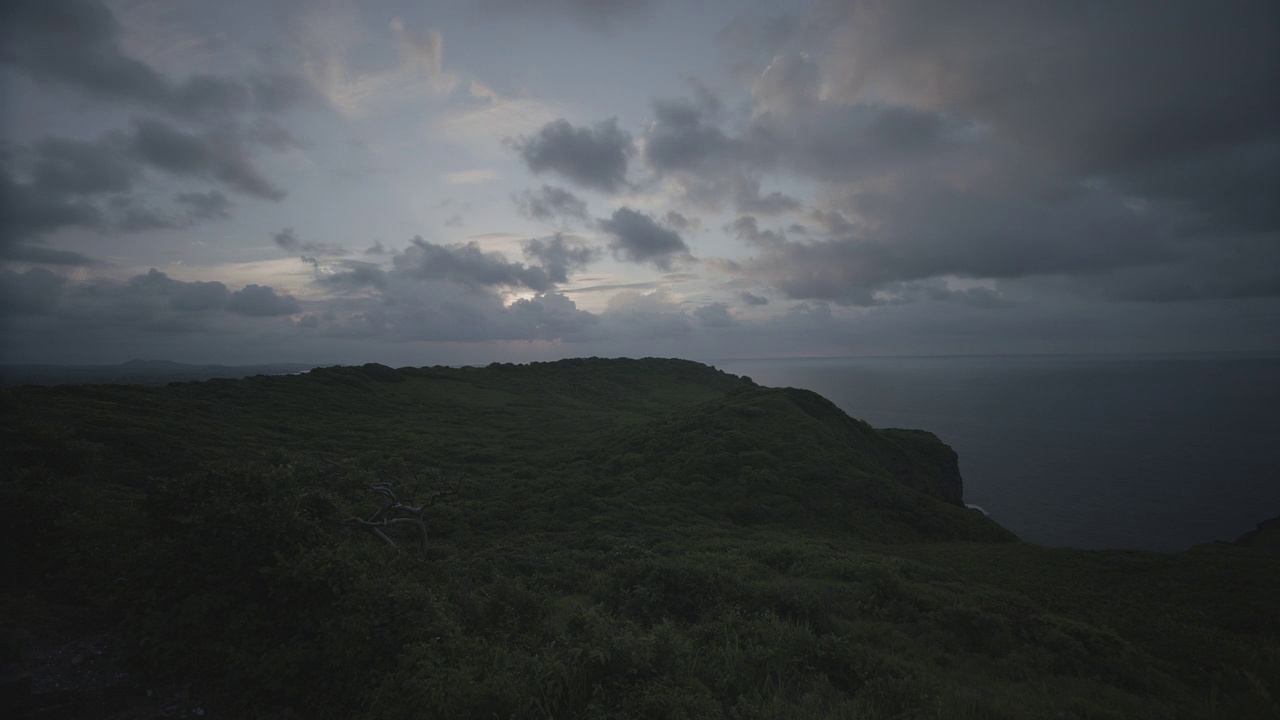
top-left (712, 354), bottom-right (1280, 552)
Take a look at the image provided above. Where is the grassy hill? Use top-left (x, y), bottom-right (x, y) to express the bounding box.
top-left (1, 358), bottom-right (1276, 719)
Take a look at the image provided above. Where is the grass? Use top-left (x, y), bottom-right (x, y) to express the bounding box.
top-left (1, 357), bottom-right (1277, 719)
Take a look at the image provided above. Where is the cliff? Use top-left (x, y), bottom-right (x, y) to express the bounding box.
top-left (1235, 515), bottom-right (1280, 549)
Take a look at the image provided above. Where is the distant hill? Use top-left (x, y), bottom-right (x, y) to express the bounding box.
top-left (0, 359), bottom-right (317, 387)
top-left (1, 357), bottom-right (1276, 719)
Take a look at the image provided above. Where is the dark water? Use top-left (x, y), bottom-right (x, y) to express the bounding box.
top-left (712, 354), bottom-right (1280, 552)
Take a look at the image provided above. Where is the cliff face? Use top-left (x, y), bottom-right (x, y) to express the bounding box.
top-left (588, 382), bottom-right (1012, 543)
top-left (877, 428), bottom-right (966, 506)
top-left (1235, 516), bottom-right (1280, 549)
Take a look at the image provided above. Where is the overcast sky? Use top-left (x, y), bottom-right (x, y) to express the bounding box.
top-left (2, 0), bottom-right (1277, 366)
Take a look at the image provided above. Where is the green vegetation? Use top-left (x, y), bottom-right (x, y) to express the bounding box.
top-left (2, 357), bottom-right (1277, 719)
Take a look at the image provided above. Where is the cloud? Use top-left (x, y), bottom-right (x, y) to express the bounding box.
top-left (522, 234), bottom-right (599, 282)
top-left (599, 207), bottom-right (690, 270)
top-left (444, 169), bottom-right (500, 185)
top-left (820, 1), bottom-right (1279, 174)
top-left (28, 135), bottom-right (139, 195)
top-left (0, 268), bottom-right (312, 345)
top-left (808, 1), bottom-right (1280, 237)
top-left (644, 97), bottom-right (756, 176)
top-left (272, 228), bottom-right (349, 256)
top-left (515, 118), bottom-right (634, 193)
top-left (0, 0), bottom-right (310, 119)
top-left (475, 0), bottom-right (656, 32)
top-left (0, 244), bottom-right (97, 266)
top-left (600, 288), bottom-right (694, 339)
top-left (739, 291), bottom-right (769, 306)
top-left (726, 166), bottom-right (1174, 306)
top-left (174, 191), bottom-right (232, 222)
top-left (438, 82), bottom-right (565, 153)
top-left (226, 284), bottom-right (301, 317)
top-left (0, 118), bottom-right (287, 258)
top-left (693, 302), bottom-right (734, 328)
top-left (300, 12), bottom-right (455, 117)
top-left (731, 176), bottom-right (801, 215)
top-left (129, 118), bottom-right (286, 201)
top-left (0, 163), bottom-right (104, 253)
top-left (126, 269), bottom-right (232, 312)
top-left (0, 267), bottom-right (66, 314)
top-left (273, 228), bottom-right (302, 251)
top-left (393, 235), bottom-right (555, 292)
top-left (515, 185), bottom-right (589, 223)
top-left (315, 260), bottom-right (388, 292)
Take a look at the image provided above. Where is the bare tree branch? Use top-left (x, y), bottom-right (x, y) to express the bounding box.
top-left (338, 467), bottom-right (463, 557)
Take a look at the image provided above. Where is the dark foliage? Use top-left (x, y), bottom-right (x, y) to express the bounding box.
top-left (2, 358), bottom-right (1277, 719)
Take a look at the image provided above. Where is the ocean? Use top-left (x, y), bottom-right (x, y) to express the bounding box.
top-left (711, 354), bottom-right (1280, 553)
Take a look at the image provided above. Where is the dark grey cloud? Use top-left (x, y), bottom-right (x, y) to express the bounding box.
top-left (717, 13), bottom-right (798, 57)
top-left (0, 268), bottom-right (309, 347)
top-left (728, 168), bottom-right (1172, 305)
top-left (315, 275), bottom-right (597, 345)
top-left (476, 0), bottom-right (655, 32)
top-left (316, 261), bottom-right (388, 292)
top-left (1, 141), bottom-right (237, 252)
top-left (174, 191), bottom-right (232, 222)
top-left (639, 60), bottom-right (968, 204)
top-left (364, 241), bottom-right (388, 255)
top-left (814, 0), bottom-right (1280, 233)
top-left (0, 2), bottom-right (300, 257)
top-left (169, 279), bottom-right (231, 312)
top-left (293, 234), bottom-right (611, 344)
top-left (273, 228), bottom-right (349, 256)
top-left (393, 236), bottom-right (554, 292)
top-left (628, 5), bottom-right (1280, 307)
top-left (0, 162), bottom-right (103, 253)
top-left (0, 243), bottom-right (96, 265)
top-left (0, 1), bottom-right (313, 119)
top-left (111, 197), bottom-right (177, 233)
top-left (244, 120), bottom-right (307, 152)
top-left (515, 119), bottom-right (634, 193)
top-left (504, 292), bottom-right (599, 340)
top-left (127, 269), bottom-right (231, 313)
top-left (0, 267), bottom-right (65, 314)
top-left (0, 118), bottom-right (283, 257)
top-left (693, 302), bottom-right (734, 328)
top-left (739, 291), bottom-right (769, 306)
top-left (226, 284), bottom-right (301, 317)
top-left (29, 135), bottom-right (137, 195)
top-left (247, 74), bottom-right (320, 115)
top-left (731, 176), bottom-right (800, 215)
top-left (130, 119), bottom-right (286, 201)
top-left (599, 207), bottom-right (690, 270)
top-left (515, 185), bottom-right (589, 223)
top-left (522, 234), bottom-right (599, 283)
top-left (644, 97), bottom-right (756, 176)
top-left (662, 210), bottom-right (695, 231)
top-left (272, 228), bottom-right (301, 251)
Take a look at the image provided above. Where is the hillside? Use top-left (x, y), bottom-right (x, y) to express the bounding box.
top-left (1, 358), bottom-right (1277, 719)
top-left (0, 359), bottom-right (316, 387)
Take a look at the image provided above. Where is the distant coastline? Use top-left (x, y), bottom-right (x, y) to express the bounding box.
top-left (0, 359), bottom-right (318, 387)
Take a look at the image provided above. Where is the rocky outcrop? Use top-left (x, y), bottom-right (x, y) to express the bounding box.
top-left (1234, 515), bottom-right (1280, 549)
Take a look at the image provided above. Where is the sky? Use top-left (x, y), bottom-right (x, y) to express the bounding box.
top-left (1, 0), bottom-right (1277, 366)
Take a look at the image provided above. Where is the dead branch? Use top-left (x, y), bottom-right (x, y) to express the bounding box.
top-left (343, 468), bottom-right (463, 556)
top-left (309, 451), bottom-right (341, 470)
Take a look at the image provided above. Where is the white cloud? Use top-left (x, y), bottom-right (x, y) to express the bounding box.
top-left (300, 9), bottom-right (457, 117)
top-left (443, 169), bottom-right (501, 185)
top-left (437, 84), bottom-right (566, 155)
